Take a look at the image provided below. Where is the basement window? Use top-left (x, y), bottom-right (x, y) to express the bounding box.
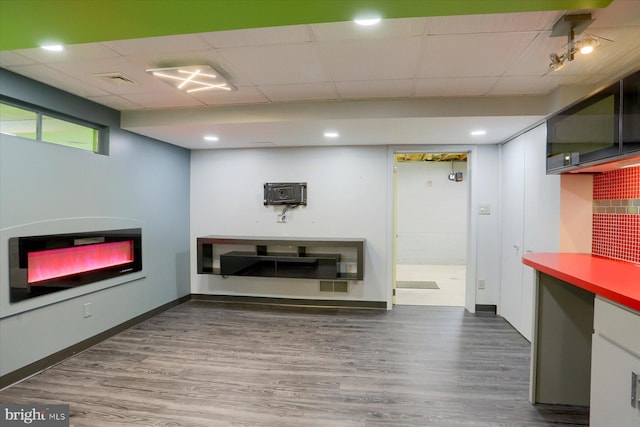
top-left (0, 97), bottom-right (108, 154)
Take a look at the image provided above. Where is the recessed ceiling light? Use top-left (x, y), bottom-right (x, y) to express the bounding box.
top-left (354, 17), bottom-right (381, 26)
top-left (204, 135), bottom-right (219, 142)
top-left (324, 131), bottom-right (339, 138)
top-left (41, 44), bottom-right (64, 52)
top-left (470, 130), bottom-right (487, 136)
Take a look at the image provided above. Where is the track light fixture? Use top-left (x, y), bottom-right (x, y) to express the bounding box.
top-left (546, 14), bottom-right (610, 73)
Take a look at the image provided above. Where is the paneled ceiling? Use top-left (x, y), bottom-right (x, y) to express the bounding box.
top-left (1, 0), bottom-right (639, 150)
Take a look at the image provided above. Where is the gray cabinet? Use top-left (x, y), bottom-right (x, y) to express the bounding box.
top-left (590, 297), bottom-right (640, 427)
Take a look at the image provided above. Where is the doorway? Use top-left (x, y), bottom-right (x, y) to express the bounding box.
top-left (394, 153), bottom-right (469, 306)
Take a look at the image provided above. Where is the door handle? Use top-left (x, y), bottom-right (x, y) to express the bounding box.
top-left (632, 371), bottom-right (638, 408)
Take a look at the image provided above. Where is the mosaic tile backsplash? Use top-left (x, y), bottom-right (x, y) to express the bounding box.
top-left (592, 166), bottom-right (640, 264)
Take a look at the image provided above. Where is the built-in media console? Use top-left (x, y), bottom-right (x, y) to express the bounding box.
top-left (9, 228), bottom-right (142, 303)
top-left (196, 236), bottom-right (364, 281)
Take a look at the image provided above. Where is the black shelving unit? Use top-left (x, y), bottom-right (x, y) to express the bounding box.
top-left (196, 236), bottom-right (364, 281)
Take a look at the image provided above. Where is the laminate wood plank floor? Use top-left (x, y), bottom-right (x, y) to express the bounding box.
top-left (0, 301), bottom-right (588, 426)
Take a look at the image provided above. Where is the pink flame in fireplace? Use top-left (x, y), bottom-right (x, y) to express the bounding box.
top-left (27, 241), bottom-right (134, 284)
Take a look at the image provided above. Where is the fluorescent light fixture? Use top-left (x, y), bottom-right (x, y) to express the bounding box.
top-left (621, 162), bottom-right (640, 169)
top-left (324, 131), bottom-right (339, 138)
top-left (41, 44), bottom-right (64, 52)
top-left (354, 17), bottom-right (381, 26)
top-left (470, 130), bottom-right (486, 136)
top-left (147, 65), bottom-right (237, 93)
top-left (203, 135), bottom-right (219, 142)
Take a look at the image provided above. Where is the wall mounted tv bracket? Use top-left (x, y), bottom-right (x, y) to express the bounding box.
top-left (263, 182), bottom-right (307, 206)
top-left (264, 182), bottom-right (307, 223)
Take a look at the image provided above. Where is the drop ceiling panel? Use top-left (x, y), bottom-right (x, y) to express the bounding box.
top-left (425, 11), bottom-right (561, 34)
top-left (418, 32), bottom-right (539, 78)
top-left (335, 79), bottom-right (414, 99)
top-left (414, 77), bottom-right (498, 97)
top-left (13, 42), bottom-right (122, 64)
top-left (189, 85), bottom-right (271, 106)
top-left (2, 3), bottom-right (639, 151)
top-left (219, 44), bottom-right (328, 85)
top-left (47, 57), bottom-right (174, 95)
top-left (259, 82), bottom-right (339, 102)
top-left (0, 51), bottom-right (35, 67)
top-left (320, 37), bottom-right (422, 81)
top-left (6, 64), bottom-right (110, 97)
top-left (590, 0), bottom-right (640, 28)
top-left (504, 32), bottom-right (568, 76)
top-left (199, 25), bottom-right (312, 48)
top-left (310, 18), bottom-right (427, 41)
top-left (103, 34), bottom-right (211, 56)
top-left (120, 91), bottom-right (205, 109)
top-left (86, 95), bottom-right (144, 110)
top-left (487, 75), bottom-right (564, 95)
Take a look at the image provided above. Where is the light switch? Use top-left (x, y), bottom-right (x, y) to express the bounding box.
top-left (479, 204), bottom-right (491, 215)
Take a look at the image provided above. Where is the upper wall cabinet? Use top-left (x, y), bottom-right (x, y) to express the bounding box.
top-left (546, 70), bottom-right (640, 173)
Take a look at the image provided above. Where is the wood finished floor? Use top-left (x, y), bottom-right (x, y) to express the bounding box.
top-left (0, 301), bottom-right (588, 426)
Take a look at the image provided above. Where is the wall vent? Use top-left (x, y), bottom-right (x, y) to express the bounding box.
top-left (93, 72), bottom-right (136, 86)
top-left (319, 280), bottom-right (348, 293)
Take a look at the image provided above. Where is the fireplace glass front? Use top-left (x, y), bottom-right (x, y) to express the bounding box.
top-left (9, 228), bottom-right (142, 303)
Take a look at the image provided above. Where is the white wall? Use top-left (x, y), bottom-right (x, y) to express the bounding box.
top-left (471, 145), bottom-right (501, 306)
top-left (0, 69), bottom-right (191, 377)
top-left (190, 146), bottom-right (390, 303)
top-left (396, 161), bottom-right (468, 264)
top-left (499, 124), bottom-right (560, 340)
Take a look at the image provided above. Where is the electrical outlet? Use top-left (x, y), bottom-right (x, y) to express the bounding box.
top-left (83, 303), bottom-right (92, 318)
top-left (277, 214), bottom-right (287, 223)
top-left (478, 279), bottom-right (486, 290)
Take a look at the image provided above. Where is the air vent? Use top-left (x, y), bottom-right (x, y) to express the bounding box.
top-left (319, 281), bottom-right (348, 293)
top-left (93, 72), bottom-right (136, 86)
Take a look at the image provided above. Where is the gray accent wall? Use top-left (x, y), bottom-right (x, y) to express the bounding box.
top-left (0, 69), bottom-right (191, 377)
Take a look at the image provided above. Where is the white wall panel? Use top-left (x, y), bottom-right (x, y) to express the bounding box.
top-left (190, 146), bottom-right (389, 303)
top-left (396, 161), bottom-right (468, 264)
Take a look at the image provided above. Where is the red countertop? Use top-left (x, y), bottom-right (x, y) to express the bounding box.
top-left (522, 253), bottom-right (640, 312)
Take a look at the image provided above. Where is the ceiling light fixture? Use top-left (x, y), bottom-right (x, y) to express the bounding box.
top-left (40, 44), bottom-right (64, 52)
top-left (470, 130), bottom-right (486, 136)
top-left (621, 162), bottom-right (640, 169)
top-left (324, 131), bottom-right (339, 138)
top-left (203, 135), bottom-right (219, 142)
top-left (577, 35), bottom-right (599, 55)
top-left (546, 14), bottom-right (611, 73)
top-left (147, 65), bottom-right (237, 93)
top-left (354, 16), bottom-right (381, 26)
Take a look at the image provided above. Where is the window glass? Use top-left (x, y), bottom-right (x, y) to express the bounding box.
top-left (0, 103), bottom-right (37, 140)
top-left (41, 115), bottom-right (97, 151)
top-left (0, 100), bottom-right (106, 154)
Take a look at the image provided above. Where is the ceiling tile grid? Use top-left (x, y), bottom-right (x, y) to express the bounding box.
top-left (217, 43), bottom-right (330, 86)
top-left (318, 36), bottom-right (423, 82)
top-left (1, 0), bottom-right (639, 149)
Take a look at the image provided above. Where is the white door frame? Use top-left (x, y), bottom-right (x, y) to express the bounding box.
top-left (386, 145), bottom-right (477, 312)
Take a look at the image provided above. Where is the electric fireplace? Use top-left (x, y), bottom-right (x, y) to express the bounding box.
top-left (9, 228), bottom-right (142, 303)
